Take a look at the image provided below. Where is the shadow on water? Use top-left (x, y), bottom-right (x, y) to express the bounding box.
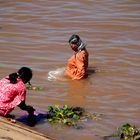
top-left (87, 67), bottom-right (96, 76)
top-left (16, 110), bottom-right (48, 127)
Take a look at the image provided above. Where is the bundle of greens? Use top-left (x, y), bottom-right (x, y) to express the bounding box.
top-left (26, 82), bottom-right (44, 91)
top-left (46, 105), bottom-right (102, 129)
top-left (104, 123), bottom-right (140, 140)
top-left (47, 105), bottom-right (84, 128)
top-left (118, 123), bottom-right (140, 140)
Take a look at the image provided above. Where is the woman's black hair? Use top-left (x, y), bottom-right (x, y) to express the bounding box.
top-left (9, 73), bottom-right (19, 84)
top-left (8, 67), bottom-right (32, 84)
top-left (68, 34), bottom-right (80, 44)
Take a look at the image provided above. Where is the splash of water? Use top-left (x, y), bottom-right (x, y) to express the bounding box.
top-left (47, 67), bottom-right (68, 81)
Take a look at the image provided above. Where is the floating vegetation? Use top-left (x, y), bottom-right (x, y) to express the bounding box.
top-left (83, 113), bottom-right (102, 121)
top-left (46, 105), bottom-right (102, 129)
top-left (95, 69), bottom-right (111, 73)
top-left (118, 123), bottom-right (140, 140)
top-left (26, 82), bottom-right (44, 91)
top-left (94, 69), bottom-right (120, 73)
top-left (104, 123), bottom-right (140, 140)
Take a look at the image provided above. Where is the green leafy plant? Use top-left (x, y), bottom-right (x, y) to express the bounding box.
top-left (104, 123), bottom-right (140, 140)
top-left (47, 105), bottom-right (84, 128)
top-left (118, 123), bottom-right (140, 140)
top-left (46, 105), bottom-right (102, 129)
top-left (26, 82), bottom-right (44, 91)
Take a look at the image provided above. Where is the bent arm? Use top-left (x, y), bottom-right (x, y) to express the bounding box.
top-left (18, 101), bottom-right (35, 115)
top-left (73, 58), bottom-right (85, 80)
top-left (65, 51), bottom-right (88, 80)
top-left (72, 51), bottom-right (88, 80)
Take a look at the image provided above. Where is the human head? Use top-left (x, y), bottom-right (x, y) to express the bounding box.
top-left (68, 34), bottom-right (85, 52)
top-left (9, 67), bottom-right (32, 84)
top-left (17, 67), bottom-right (33, 84)
top-left (68, 34), bottom-right (80, 52)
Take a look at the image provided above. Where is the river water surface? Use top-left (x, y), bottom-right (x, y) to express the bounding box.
top-left (0, 0), bottom-right (140, 140)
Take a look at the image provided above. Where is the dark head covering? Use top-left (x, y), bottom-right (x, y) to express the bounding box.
top-left (68, 34), bottom-right (86, 52)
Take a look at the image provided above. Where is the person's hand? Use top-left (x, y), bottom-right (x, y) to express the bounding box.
top-left (26, 105), bottom-right (36, 126)
top-left (26, 105), bottom-right (35, 114)
top-left (27, 113), bottom-right (36, 127)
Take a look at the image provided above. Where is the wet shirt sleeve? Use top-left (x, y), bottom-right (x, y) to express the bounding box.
top-left (73, 51), bottom-right (88, 80)
top-left (9, 81), bottom-right (26, 109)
top-left (65, 51), bottom-right (88, 80)
top-left (10, 88), bottom-right (26, 107)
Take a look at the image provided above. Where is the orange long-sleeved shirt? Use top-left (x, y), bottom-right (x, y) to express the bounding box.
top-left (65, 50), bottom-right (88, 80)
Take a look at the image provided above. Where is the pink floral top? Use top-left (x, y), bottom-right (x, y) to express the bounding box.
top-left (0, 77), bottom-right (26, 116)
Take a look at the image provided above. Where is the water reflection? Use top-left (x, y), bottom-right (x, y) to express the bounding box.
top-left (0, 0), bottom-right (140, 140)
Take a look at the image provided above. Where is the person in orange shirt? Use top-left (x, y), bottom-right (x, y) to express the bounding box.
top-left (65, 34), bottom-right (89, 80)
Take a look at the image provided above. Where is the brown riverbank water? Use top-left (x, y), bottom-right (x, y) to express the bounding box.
top-left (0, 0), bottom-right (140, 140)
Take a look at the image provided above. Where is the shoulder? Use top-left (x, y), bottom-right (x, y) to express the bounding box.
top-left (79, 50), bottom-right (88, 55)
top-left (16, 79), bottom-right (26, 91)
top-left (0, 77), bottom-right (9, 84)
top-left (77, 50), bottom-right (88, 58)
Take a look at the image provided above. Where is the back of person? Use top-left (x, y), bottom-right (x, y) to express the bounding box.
top-left (0, 67), bottom-right (36, 124)
top-left (0, 77), bottom-right (26, 116)
top-left (66, 49), bottom-right (88, 80)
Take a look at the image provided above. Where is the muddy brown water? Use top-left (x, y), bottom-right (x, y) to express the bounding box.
top-left (0, 0), bottom-right (140, 140)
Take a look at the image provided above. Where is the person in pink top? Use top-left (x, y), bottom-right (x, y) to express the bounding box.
top-left (0, 67), bottom-right (36, 125)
